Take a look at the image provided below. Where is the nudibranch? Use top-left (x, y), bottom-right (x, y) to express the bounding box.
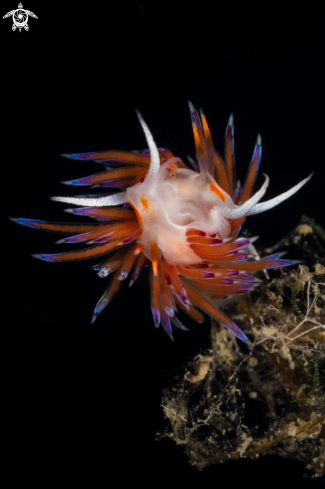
top-left (12, 103), bottom-right (312, 342)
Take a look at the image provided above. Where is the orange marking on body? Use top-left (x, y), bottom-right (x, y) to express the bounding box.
top-left (140, 195), bottom-right (149, 212)
top-left (134, 208), bottom-right (144, 227)
top-left (139, 195), bottom-right (154, 222)
top-left (209, 183), bottom-right (226, 201)
top-left (134, 243), bottom-right (146, 255)
top-left (128, 200), bottom-right (144, 228)
top-left (200, 112), bottom-right (212, 145)
top-left (150, 240), bottom-right (158, 276)
top-left (167, 162), bottom-right (177, 176)
top-left (192, 122), bottom-right (203, 155)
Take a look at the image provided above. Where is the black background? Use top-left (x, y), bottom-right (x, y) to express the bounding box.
top-left (2, 1), bottom-right (325, 487)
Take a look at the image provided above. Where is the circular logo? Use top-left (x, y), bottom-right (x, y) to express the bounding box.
top-left (3, 4), bottom-right (38, 32)
top-left (13, 8), bottom-right (28, 29)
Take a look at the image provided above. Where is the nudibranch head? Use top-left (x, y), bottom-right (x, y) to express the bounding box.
top-left (12, 103), bottom-right (313, 342)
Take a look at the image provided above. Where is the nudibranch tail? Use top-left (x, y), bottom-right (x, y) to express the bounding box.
top-left (12, 103), bottom-right (312, 342)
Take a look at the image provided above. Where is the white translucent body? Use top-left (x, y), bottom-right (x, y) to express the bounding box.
top-left (127, 163), bottom-right (235, 264)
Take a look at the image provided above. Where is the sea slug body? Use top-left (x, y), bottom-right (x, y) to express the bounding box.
top-left (11, 103), bottom-right (312, 342)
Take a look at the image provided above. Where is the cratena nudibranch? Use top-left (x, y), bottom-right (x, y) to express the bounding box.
top-left (12, 103), bottom-right (313, 342)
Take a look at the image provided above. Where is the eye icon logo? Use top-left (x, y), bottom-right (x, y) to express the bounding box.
top-left (3, 3), bottom-right (38, 32)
